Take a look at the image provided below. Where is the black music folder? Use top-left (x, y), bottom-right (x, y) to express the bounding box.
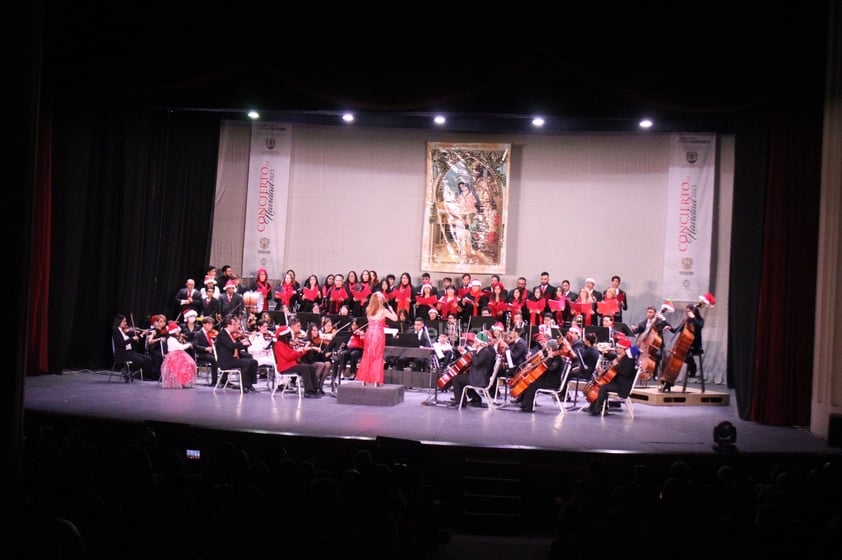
top-left (584, 326), bottom-right (610, 343)
top-left (391, 332), bottom-right (422, 348)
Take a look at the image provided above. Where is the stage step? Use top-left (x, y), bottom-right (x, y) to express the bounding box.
top-left (629, 385), bottom-right (729, 406)
top-left (336, 383), bottom-right (405, 406)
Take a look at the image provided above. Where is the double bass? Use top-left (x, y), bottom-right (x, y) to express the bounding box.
top-left (658, 308), bottom-right (698, 392)
top-left (635, 321), bottom-right (663, 383)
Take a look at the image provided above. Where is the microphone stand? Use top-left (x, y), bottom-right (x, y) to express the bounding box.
top-left (422, 326), bottom-right (450, 407)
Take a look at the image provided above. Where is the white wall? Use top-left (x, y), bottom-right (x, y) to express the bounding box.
top-left (213, 122), bottom-right (734, 384)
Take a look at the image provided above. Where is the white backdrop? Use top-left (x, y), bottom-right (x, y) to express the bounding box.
top-left (212, 122), bottom-right (734, 385)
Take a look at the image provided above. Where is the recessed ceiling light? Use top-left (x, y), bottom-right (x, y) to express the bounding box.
top-left (639, 119), bottom-right (653, 129)
top-left (342, 113), bottom-right (355, 123)
top-left (434, 115), bottom-right (446, 125)
top-left (247, 110), bottom-right (260, 119)
top-left (532, 117), bottom-right (545, 127)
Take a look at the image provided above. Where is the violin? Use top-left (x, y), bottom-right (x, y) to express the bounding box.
top-left (208, 329), bottom-right (219, 340)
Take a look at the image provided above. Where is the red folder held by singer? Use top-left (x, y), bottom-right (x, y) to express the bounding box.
top-left (526, 299), bottom-right (546, 314)
top-left (547, 298), bottom-right (566, 312)
top-left (596, 299), bottom-right (619, 316)
top-left (569, 302), bottom-right (594, 316)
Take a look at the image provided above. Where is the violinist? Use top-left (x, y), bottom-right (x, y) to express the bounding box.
top-left (333, 317), bottom-right (365, 381)
top-left (160, 322), bottom-right (197, 389)
top-left (247, 319), bottom-right (276, 379)
top-left (272, 325), bottom-right (322, 398)
top-left (502, 326), bottom-right (528, 381)
top-left (180, 309), bottom-right (201, 346)
top-left (192, 316), bottom-right (219, 385)
top-left (144, 314), bottom-right (169, 381)
top-left (111, 314), bottom-right (153, 381)
top-left (215, 316), bottom-right (258, 392)
top-left (300, 322), bottom-right (331, 394)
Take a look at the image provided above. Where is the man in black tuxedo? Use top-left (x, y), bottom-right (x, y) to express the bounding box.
top-left (533, 271), bottom-right (556, 300)
top-left (174, 278), bottom-right (201, 317)
top-left (219, 280), bottom-right (244, 320)
top-left (192, 317), bottom-right (219, 385)
top-left (215, 316), bottom-right (258, 392)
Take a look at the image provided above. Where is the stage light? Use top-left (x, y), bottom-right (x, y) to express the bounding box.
top-left (433, 115), bottom-right (446, 125)
top-left (342, 113), bottom-right (355, 123)
top-left (639, 118), bottom-right (653, 129)
top-left (713, 421), bottom-right (737, 453)
top-left (532, 117), bottom-right (545, 127)
top-left (247, 110), bottom-right (260, 120)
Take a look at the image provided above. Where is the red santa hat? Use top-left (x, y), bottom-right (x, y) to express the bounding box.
top-left (492, 322), bottom-right (505, 331)
top-left (422, 282), bottom-right (433, 290)
top-left (585, 277), bottom-right (596, 285)
top-left (224, 280), bottom-right (237, 290)
top-left (616, 337), bottom-right (631, 350)
top-left (699, 292), bottom-right (716, 307)
top-left (183, 309), bottom-right (198, 320)
top-left (660, 299), bottom-right (675, 313)
top-left (204, 276), bottom-right (216, 285)
top-left (471, 279), bottom-right (482, 287)
top-left (167, 321), bottom-right (180, 334)
top-left (567, 326), bottom-right (582, 338)
top-left (275, 326), bottom-right (291, 338)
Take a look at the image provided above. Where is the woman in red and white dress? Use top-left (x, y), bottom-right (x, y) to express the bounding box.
top-left (160, 322), bottom-right (197, 388)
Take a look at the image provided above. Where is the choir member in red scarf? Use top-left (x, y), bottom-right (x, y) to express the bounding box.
top-left (437, 284), bottom-right (461, 319)
top-left (326, 273), bottom-right (351, 315)
top-left (525, 286), bottom-right (547, 327)
top-left (347, 270), bottom-right (372, 317)
top-left (460, 279), bottom-right (488, 322)
top-left (274, 271), bottom-right (299, 312)
top-left (299, 274), bottom-right (323, 313)
top-left (248, 268), bottom-right (274, 313)
top-left (393, 272), bottom-right (415, 317)
top-left (487, 282), bottom-right (508, 322)
top-left (414, 282), bottom-right (438, 319)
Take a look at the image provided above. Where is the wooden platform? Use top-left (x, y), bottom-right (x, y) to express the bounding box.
top-left (629, 384), bottom-right (730, 406)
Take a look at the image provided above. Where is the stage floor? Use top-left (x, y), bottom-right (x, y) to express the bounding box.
top-left (23, 370), bottom-right (837, 457)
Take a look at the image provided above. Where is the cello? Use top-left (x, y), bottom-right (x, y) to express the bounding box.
top-left (508, 336), bottom-right (571, 398)
top-left (583, 351), bottom-right (624, 403)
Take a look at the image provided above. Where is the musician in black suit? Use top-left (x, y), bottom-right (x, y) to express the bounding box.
top-left (584, 342), bottom-right (639, 415)
top-left (192, 317), bottom-right (219, 385)
top-left (215, 316), bottom-right (258, 392)
top-left (518, 339), bottom-right (566, 413)
top-left (174, 278), bottom-right (202, 318)
top-left (609, 275), bottom-right (629, 323)
top-left (111, 314), bottom-right (154, 380)
top-left (679, 304), bottom-right (705, 378)
top-left (219, 280), bottom-right (244, 319)
top-left (450, 332), bottom-right (497, 407)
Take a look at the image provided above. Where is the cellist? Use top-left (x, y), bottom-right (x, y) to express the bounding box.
top-left (584, 339), bottom-right (640, 416)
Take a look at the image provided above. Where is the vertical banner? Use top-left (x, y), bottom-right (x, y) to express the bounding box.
top-left (243, 122), bottom-right (291, 282)
top-left (663, 133), bottom-right (716, 301)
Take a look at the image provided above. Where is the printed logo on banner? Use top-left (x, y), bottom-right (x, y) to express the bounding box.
top-left (265, 137), bottom-right (276, 150)
top-left (681, 257), bottom-right (693, 271)
top-left (686, 151), bottom-right (698, 164)
top-left (259, 237), bottom-right (270, 251)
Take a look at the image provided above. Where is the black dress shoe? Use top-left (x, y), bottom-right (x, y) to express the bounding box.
top-left (469, 400), bottom-right (488, 408)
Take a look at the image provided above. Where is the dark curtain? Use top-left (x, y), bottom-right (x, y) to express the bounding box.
top-left (45, 107), bottom-right (219, 373)
top-left (750, 112), bottom-right (822, 426)
top-left (729, 116), bottom-right (770, 418)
